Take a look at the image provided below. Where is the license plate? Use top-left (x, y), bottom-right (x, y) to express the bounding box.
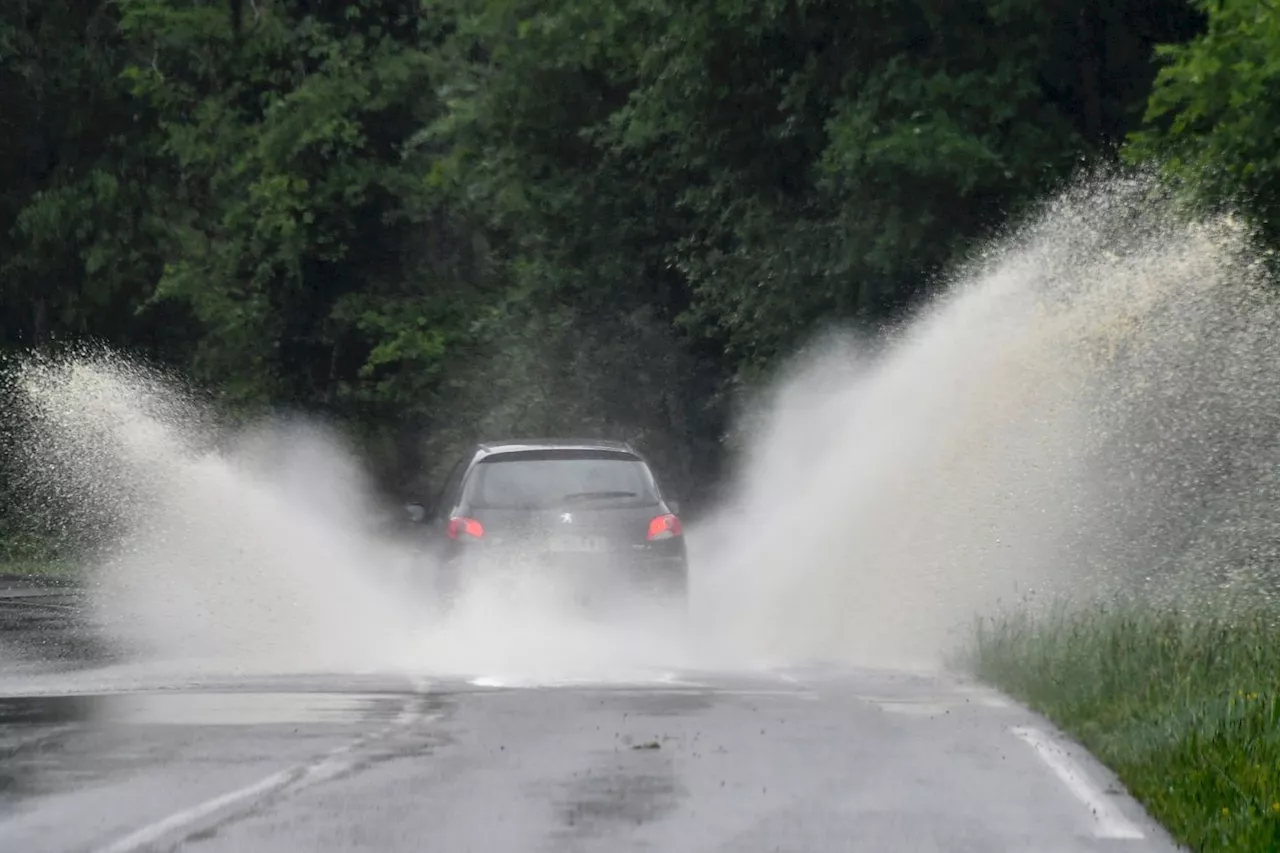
top-left (546, 534), bottom-right (608, 553)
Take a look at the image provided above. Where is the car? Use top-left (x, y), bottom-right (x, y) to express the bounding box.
top-left (405, 439), bottom-right (688, 610)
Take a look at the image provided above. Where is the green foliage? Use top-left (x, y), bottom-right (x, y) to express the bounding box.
top-left (0, 0), bottom-right (1214, 507)
top-left (971, 603), bottom-right (1280, 853)
top-left (114, 0), bottom-right (486, 414)
top-left (0, 0), bottom-right (189, 357)
top-left (1126, 0), bottom-right (1280, 241)
top-left (438, 0), bottom-right (1202, 374)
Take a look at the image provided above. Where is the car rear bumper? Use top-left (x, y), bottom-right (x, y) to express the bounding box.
top-left (439, 544), bottom-right (687, 597)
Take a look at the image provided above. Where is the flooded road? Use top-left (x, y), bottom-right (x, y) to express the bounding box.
top-left (0, 585), bottom-right (1184, 853)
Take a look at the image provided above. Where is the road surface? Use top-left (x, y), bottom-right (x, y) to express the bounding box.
top-left (0, 586), bottom-right (1183, 852)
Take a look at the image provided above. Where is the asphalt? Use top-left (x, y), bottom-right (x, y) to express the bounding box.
top-left (0, 582), bottom-right (115, 676)
top-left (0, 585), bottom-right (1185, 853)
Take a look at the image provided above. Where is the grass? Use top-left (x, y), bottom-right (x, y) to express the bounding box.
top-left (968, 600), bottom-right (1280, 852)
top-left (0, 558), bottom-right (80, 582)
top-left (0, 530), bottom-right (82, 582)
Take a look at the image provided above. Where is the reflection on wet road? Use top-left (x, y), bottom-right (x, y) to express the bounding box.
top-left (0, 583), bottom-right (1184, 853)
top-left (0, 678), bottom-right (1187, 852)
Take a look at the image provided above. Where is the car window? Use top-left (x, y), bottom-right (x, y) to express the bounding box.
top-left (434, 455), bottom-right (469, 516)
top-left (463, 453), bottom-right (658, 509)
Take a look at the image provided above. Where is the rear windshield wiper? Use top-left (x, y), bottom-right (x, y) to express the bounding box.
top-left (560, 490), bottom-right (639, 503)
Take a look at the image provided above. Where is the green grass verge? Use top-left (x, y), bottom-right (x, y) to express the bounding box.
top-left (968, 602), bottom-right (1280, 852)
top-left (0, 558), bottom-right (81, 581)
top-left (0, 529), bottom-right (80, 581)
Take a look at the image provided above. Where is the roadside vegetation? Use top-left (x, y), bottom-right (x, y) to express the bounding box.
top-left (0, 525), bottom-right (78, 581)
top-left (970, 602), bottom-right (1280, 853)
top-left (0, 560), bottom-right (78, 581)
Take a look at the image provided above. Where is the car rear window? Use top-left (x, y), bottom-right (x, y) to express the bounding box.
top-left (463, 450), bottom-right (659, 510)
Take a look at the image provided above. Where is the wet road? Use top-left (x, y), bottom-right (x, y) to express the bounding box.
top-left (0, 587), bottom-right (1183, 853)
top-left (0, 581), bottom-right (113, 676)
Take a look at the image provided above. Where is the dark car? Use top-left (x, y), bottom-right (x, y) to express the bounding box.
top-left (406, 439), bottom-right (688, 609)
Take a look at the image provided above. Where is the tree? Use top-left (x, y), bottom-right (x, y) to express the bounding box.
top-left (114, 0), bottom-right (493, 432)
top-left (0, 0), bottom-right (191, 359)
top-left (436, 0), bottom-right (1202, 376)
top-left (0, 0), bottom-right (1207, 514)
top-left (1126, 0), bottom-right (1280, 244)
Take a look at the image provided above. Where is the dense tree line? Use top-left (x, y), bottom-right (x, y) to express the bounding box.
top-left (2, 0), bottom-right (1276, 555)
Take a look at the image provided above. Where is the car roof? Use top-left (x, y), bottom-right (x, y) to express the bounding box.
top-left (472, 438), bottom-right (641, 458)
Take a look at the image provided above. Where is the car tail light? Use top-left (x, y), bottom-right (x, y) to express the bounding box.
top-left (647, 514), bottom-right (683, 541)
top-left (447, 516), bottom-right (484, 539)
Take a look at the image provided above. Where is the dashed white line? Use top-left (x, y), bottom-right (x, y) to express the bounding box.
top-left (94, 769), bottom-right (298, 853)
top-left (1011, 725), bottom-right (1145, 840)
top-left (93, 698), bottom-right (437, 853)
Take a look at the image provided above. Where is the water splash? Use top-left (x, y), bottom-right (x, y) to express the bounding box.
top-left (692, 171), bottom-right (1280, 667)
top-left (7, 170), bottom-right (1280, 682)
top-left (11, 351), bottom-right (421, 673)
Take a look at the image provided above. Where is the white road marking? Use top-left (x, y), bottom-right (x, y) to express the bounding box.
top-left (1011, 725), bottom-right (1146, 840)
top-left (94, 769), bottom-right (297, 853)
top-left (93, 699), bottom-right (437, 853)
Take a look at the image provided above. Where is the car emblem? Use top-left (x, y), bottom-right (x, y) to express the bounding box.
top-left (560, 512), bottom-right (573, 523)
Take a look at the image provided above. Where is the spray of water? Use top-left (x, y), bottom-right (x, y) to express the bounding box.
top-left (9, 354), bottom-right (422, 674)
top-left (7, 170), bottom-right (1280, 682)
top-left (8, 351), bottom-right (708, 683)
top-left (691, 170), bottom-right (1280, 668)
